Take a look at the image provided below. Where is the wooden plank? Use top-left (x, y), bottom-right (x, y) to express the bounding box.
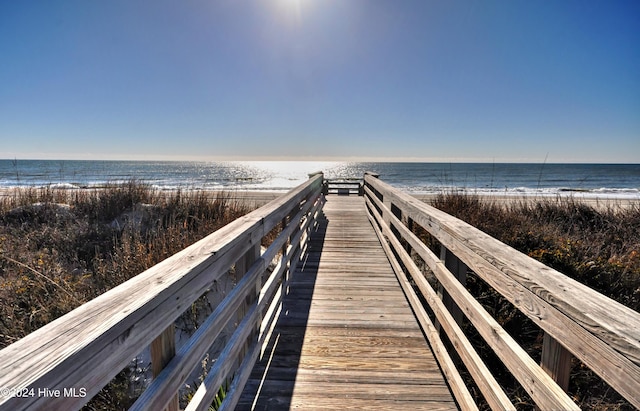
top-left (438, 247), bottom-right (467, 329)
top-left (185, 304), bottom-right (260, 411)
top-left (242, 379), bottom-right (453, 401)
top-left (219, 200), bottom-right (328, 411)
top-left (243, 365), bottom-right (445, 385)
top-left (367, 200), bottom-right (481, 411)
top-left (150, 325), bottom-right (179, 411)
top-left (237, 196), bottom-right (457, 410)
top-left (0, 174), bottom-right (324, 411)
top-left (237, 395), bottom-right (457, 411)
top-left (367, 195), bottom-right (512, 410)
top-left (367, 187), bottom-right (578, 410)
top-left (541, 332), bottom-right (573, 392)
top-left (264, 325), bottom-right (425, 339)
top-left (365, 175), bottom-right (640, 408)
top-left (132, 188), bottom-right (325, 411)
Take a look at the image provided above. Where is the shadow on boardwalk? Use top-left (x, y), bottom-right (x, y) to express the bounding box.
top-left (237, 209), bottom-right (328, 409)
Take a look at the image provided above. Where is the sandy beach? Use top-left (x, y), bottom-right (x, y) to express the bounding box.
top-left (1, 187), bottom-right (638, 211)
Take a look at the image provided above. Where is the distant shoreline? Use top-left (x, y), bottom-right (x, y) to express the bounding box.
top-left (1, 186), bottom-right (637, 211)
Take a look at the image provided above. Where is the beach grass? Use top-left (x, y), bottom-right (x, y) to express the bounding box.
top-left (428, 193), bottom-right (640, 311)
top-left (1, 185), bottom-right (638, 409)
top-left (0, 182), bottom-right (255, 409)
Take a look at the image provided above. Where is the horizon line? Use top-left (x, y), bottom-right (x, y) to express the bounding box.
top-left (1, 154), bottom-right (639, 164)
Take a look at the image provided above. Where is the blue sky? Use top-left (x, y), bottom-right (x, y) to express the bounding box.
top-left (1, 0), bottom-right (639, 162)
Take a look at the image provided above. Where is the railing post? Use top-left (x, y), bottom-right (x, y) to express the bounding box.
top-left (436, 247), bottom-right (467, 332)
top-left (364, 172), bottom-right (381, 200)
top-left (289, 194), bottom-right (306, 269)
top-left (541, 332), bottom-right (573, 392)
top-left (151, 325), bottom-right (179, 411)
top-left (404, 217), bottom-right (414, 255)
top-left (370, 173), bottom-right (393, 227)
top-left (281, 204), bottom-right (298, 292)
top-left (281, 215), bottom-right (290, 283)
top-left (235, 243), bottom-right (261, 364)
top-left (308, 171), bottom-right (327, 195)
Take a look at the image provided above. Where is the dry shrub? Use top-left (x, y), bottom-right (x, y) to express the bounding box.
top-left (0, 183), bottom-right (254, 409)
top-left (428, 193), bottom-right (639, 410)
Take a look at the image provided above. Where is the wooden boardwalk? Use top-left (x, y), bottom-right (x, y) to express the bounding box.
top-left (3, 174), bottom-right (638, 411)
top-left (237, 196), bottom-right (457, 410)
top-left (0, 173), bottom-right (640, 411)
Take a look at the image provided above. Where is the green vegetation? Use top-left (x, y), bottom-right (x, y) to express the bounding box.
top-left (427, 193), bottom-right (639, 410)
top-left (0, 183), bottom-right (253, 409)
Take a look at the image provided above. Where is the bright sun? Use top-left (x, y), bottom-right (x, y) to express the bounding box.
top-left (279, 0), bottom-right (304, 21)
top-left (282, 0), bottom-right (304, 11)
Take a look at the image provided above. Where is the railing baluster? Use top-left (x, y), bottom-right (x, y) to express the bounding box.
top-left (541, 332), bottom-right (573, 392)
top-left (436, 247), bottom-right (467, 332)
top-left (0, 173), bottom-right (325, 411)
top-left (234, 243), bottom-right (260, 366)
top-left (362, 173), bottom-right (637, 410)
top-left (150, 325), bottom-right (179, 411)
top-left (281, 215), bottom-right (289, 281)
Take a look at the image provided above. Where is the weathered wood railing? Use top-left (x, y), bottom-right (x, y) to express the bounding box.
top-left (0, 173), bottom-right (325, 411)
top-left (324, 177), bottom-right (362, 195)
top-left (2, 170), bottom-right (639, 410)
top-left (363, 173), bottom-right (640, 410)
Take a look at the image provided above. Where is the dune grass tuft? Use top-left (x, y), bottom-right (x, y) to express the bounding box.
top-left (0, 182), bottom-right (254, 409)
top-left (427, 193), bottom-right (639, 410)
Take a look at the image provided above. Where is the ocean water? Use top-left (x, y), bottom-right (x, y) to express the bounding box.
top-left (1, 160), bottom-right (639, 199)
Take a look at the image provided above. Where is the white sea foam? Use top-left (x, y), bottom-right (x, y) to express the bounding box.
top-left (47, 183), bottom-right (81, 190)
top-left (1, 160), bottom-right (638, 200)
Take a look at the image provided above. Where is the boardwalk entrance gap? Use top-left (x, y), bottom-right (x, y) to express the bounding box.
top-left (1, 172), bottom-right (639, 410)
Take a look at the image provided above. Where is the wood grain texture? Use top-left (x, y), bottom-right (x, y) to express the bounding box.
top-left (366, 196), bottom-right (512, 410)
top-left (150, 325), bottom-right (179, 411)
top-left (364, 175), bottom-right (640, 409)
top-left (8, 171), bottom-right (634, 411)
top-left (130, 190), bottom-right (325, 411)
top-left (237, 196), bottom-right (457, 411)
top-left (0, 174), bottom-right (323, 411)
top-left (540, 333), bottom-right (573, 392)
top-left (367, 187), bottom-right (579, 410)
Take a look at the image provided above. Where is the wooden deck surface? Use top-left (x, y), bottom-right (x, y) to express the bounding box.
top-left (237, 196), bottom-right (458, 410)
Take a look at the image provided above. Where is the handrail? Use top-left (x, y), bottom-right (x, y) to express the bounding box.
top-left (0, 173), bottom-right (325, 411)
top-left (324, 172), bottom-right (379, 196)
top-left (363, 173), bottom-right (640, 410)
top-left (324, 177), bottom-right (362, 195)
top-left (3, 170), bottom-right (638, 410)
